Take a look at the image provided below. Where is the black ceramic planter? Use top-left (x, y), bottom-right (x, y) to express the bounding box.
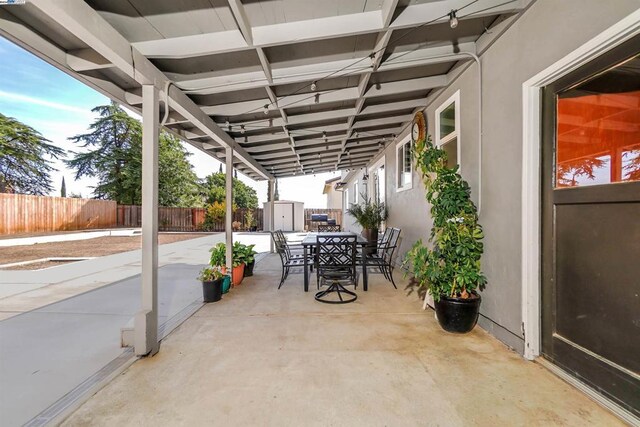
top-left (202, 279), bottom-right (223, 302)
top-left (434, 294), bottom-right (481, 333)
top-left (244, 260), bottom-right (255, 277)
top-left (361, 228), bottom-right (378, 256)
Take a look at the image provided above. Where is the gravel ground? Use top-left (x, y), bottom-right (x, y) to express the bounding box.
top-left (0, 233), bottom-right (214, 268)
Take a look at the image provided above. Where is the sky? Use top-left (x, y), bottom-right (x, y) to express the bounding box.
top-left (0, 36), bottom-right (340, 207)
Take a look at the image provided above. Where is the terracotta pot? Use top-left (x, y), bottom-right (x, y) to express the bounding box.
top-left (232, 263), bottom-right (245, 286)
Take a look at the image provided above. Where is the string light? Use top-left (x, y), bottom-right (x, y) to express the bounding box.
top-left (310, 81), bottom-right (317, 91)
top-left (263, 104), bottom-right (269, 114)
top-left (240, 125), bottom-right (245, 134)
top-left (228, 0), bottom-right (507, 118)
top-left (449, 10), bottom-right (459, 29)
top-left (314, 93), bottom-right (320, 104)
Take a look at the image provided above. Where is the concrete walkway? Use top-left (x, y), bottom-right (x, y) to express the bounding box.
top-left (0, 234), bottom-right (228, 426)
top-left (0, 234), bottom-right (224, 319)
top-left (62, 254), bottom-right (623, 426)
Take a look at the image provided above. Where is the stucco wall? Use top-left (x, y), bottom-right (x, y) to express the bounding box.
top-left (325, 188), bottom-right (343, 210)
top-left (343, 0), bottom-right (639, 354)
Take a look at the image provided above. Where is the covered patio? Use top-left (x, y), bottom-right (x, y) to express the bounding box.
top-left (2, 0), bottom-right (639, 423)
top-left (61, 254), bottom-right (621, 426)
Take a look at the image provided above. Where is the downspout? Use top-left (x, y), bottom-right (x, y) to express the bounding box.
top-left (457, 52), bottom-right (483, 215)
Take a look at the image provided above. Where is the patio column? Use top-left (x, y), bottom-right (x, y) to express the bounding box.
top-left (269, 178), bottom-right (275, 253)
top-left (225, 146), bottom-right (233, 271)
top-left (135, 85), bottom-right (159, 357)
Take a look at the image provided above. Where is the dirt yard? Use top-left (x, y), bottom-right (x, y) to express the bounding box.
top-left (0, 233), bottom-right (214, 268)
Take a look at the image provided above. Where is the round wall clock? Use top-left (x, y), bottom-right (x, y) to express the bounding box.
top-left (411, 111), bottom-right (426, 143)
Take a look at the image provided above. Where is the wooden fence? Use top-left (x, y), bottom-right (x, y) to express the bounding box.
top-left (117, 205), bottom-right (264, 232)
top-left (0, 193), bottom-right (117, 235)
top-left (303, 208), bottom-right (343, 231)
top-left (0, 193), bottom-right (343, 235)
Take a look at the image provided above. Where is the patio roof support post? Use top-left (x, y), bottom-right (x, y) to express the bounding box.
top-left (225, 147), bottom-right (234, 271)
top-left (135, 84), bottom-right (159, 357)
top-left (269, 178), bottom-right (275, 253)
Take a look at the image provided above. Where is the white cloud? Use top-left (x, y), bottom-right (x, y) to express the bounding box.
top-left (0, 90), bottom-right (94, 116)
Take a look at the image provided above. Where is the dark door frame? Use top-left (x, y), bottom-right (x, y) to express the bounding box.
top-left (541, 35), bottom-right (640, 417)
top-left (519, 14), bottom-right (640, 423)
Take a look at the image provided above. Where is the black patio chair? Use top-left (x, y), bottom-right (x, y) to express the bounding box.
top-left (314, 234), bottom-right (358, 304)
top-left (271, 231), bottom-right (312, 289)
top-left (358, 227), bottom-right (401, 289)
top-left (317, 224), bottom-right (341, 232)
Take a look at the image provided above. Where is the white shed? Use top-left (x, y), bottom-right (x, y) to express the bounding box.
top-left (263, 201), bottom-right (305, 232)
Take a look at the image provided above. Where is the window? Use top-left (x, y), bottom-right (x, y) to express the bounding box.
top-left (396, 136), bottom-right (412, 192)
top-left (353, 181), bottom-right (359, 203)
top-left (435, 90), bottom-right (460, 170)
top-left (555, 56), bottom-right (640, 188)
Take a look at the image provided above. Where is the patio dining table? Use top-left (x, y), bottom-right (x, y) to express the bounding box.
top-left (301, 232), bottom-right (369, 292)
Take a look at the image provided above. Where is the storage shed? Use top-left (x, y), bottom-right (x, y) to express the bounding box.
top-left (263, 201), bottom-right (304, 232)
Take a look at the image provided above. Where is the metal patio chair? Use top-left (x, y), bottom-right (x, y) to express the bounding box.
top-left (271, 231), bottom-right (312, 289)
top-left (358, 227), bottom-right (401, 289)
top-left (314, 234), bottom-right (358, 304)
top-left (317, 224), bottom-right (341, 232)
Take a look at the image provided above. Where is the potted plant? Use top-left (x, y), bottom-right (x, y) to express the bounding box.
top-left (346, 195), bottom-right (388, 255)
top-left (242, 244), bottom-right (257, 277)
top-left (404, 136), bottom-right (487, 333)
top-left (209, 242), bottom-right (226, 270)
top-left (197, 266), bottom-right (227, 302)
top-left (210, 242), bottom-right (246, 287)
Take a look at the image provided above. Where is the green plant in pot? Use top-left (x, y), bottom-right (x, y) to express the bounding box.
top-left (404, 135), bottom-right (486, 333)
top-left (346, 195), bottom-right (388, 255)
top-left (197, 265), bottom-right (227, 302)
top-left (241, 243), bottom-right (257, 277)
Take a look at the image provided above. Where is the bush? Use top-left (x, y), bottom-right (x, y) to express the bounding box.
top-left (403, 136), bottom-right (486, 301)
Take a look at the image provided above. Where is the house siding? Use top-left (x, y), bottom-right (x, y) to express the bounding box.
top-left (344, 0), bottom-right (639, 354)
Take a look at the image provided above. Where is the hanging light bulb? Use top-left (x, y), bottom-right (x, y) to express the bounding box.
top-left (310, 81), bottom-right (317, 91)
top-left (263, 104), bottom-right (269, 115)
top-left (314, 93), bottom-right (320, 104)
top-left (240, 125), bottom-right (245, 134)
top-left (449, 10), bottom-right (458, 29)
top-left (225, 119), bottom-right (230, 129)
top-left (354, 130), bottom-right (359, 138)
top-left (228, 125), bottom-right (233, 133)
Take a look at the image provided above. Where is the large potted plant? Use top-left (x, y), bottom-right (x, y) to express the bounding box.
top-left (197, 266), bottom-right (226, 302)
top-left (346, 195), bottom-right (388, 255)
top-left (404, 136), bottom-right (487, 333)
top-left (241, 244), bottom-right (257, 277)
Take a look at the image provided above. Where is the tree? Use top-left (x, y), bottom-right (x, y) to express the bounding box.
top-left (66, 102), bottom-right (141, 203)
top-left (274, 179), bottom-right (279, 201)
top-left (66, 102), bottom-right (201, 207)
top-left (0, 113), bottom-right (65, 195)
top-left (60, 176), bottom-right (66, 197)
top-left (200, 172), bottom-right (258, 209)
top-left (122, 132), bottom-right (202, 207)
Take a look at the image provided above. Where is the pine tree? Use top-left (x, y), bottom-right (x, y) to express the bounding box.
top-left (60, 176), bottom-right (66, 197)
top-left (66, 102), bottom-right (201, 207)
top-left (0, 113), bottom-right (65, 195)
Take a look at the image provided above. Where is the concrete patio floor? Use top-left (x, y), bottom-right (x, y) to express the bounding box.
top-left (63, 254), bottom-right (623, 426)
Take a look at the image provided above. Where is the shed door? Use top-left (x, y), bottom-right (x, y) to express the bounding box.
top-left (541, 36), bottom-right (640, 417)
top-left (274, 203), bottom-right (293, 231)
